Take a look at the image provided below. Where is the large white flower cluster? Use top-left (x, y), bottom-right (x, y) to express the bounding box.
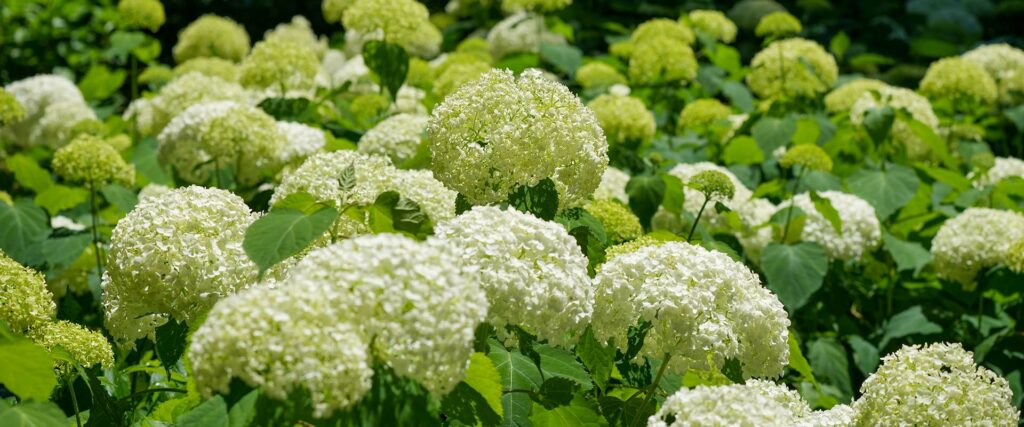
top-left (852, 343), bottom-right (1019, 426)
top-left (970, 156), bottom-right (1024, 187)
top-left (358, 113), bottom-right (430, 164)
top-left (783, 191), bottom-right (881, 262)
top-left (429, 68), bottom-right (608, 207)
top-left (157, 101), bottom-right (285, 186)
top-left (592, 242), bottom-right (790, 379)
top-left (962, 43), bottom-right (1024, 105)
top-left (435, 206), bottom-right (592, 346)
top-left (275, 121), bottom-right (326, 166)
top-left (1, 74), bottom-right (97, 148)
top-left (102, 186), bottom-right (259, 345)
top-left (931, 207), bottom-right (1024, 287)
top-left (487, 12), bottom-right (567, 59)
top-left (124, 72), bottom-right (251, 136)
top-left (850, 86), bottom-right (940, 161)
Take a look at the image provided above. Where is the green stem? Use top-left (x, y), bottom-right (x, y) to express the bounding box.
top-left (129, 387), bottom-right (188, 399)
top-left (629, 353), bottom-right (673, 427)
top-left (780, 168), bottom-right (806, 243)
top-left (687, 198), bottom-right (710, 242)
top-left (67, 377), bottom-right (82, 427)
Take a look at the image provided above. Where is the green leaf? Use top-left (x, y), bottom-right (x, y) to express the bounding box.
top-left (537, 345), bottom-right (592, 390)
top-left (879, 306), bottom-right (942, 348)
top-left (808, 337), bottom-right (852, 399)
top-left (862, 106), bottom-right (895, 144)
top-left (489, 341), bottom-right (543, 392)
top-left (575, 327), bottom-right (614, 391)
top-left (531, 403), bottom-right (606, 427)
top-left (752, 116), bottom-right (796, 155)
top-left (508, 178), bottom-right (559, 221)
top-left (78, 64), bottom-right (126, 102)
top-left (900, 113), bottom-right (954, 168)
top-left (502, 392), bottom-right (532, 427)
top-left (808, 191), bottom-right (842, 235)
top-left (177, 396), bottom-right (228, 427)
top-left (787, 333), bottom-right (816, 383)
top-left (846, 165), bottom-right (919, 219)
top-left (105, 31), bottom-right (147, 61)
top-left (100, 184), bottom-right (138, 214)
top-left (846, 335), bottom-right (879, 376)
top-left (539, 43), bottom-right (583, 76)
top-left (84, 370), bottom-right (127, 427)
top-left (556, 208), bottom-right (607, 274)
top-left (537, 378), bottom-right (577, 408)
top-left (227, 390), bottom-right (258, 427)
top-left (34, 185), bottom-right (89, 216)
top-left (829, 31), bottom-right (850, 59)
top-left (363, 40), bottom-right (410, 101)
top-left (761, 242), bottom-right (829, 310)
top-left (1004, 104), bottom-right (1024, 132)
top-left (720, 81), bottom-right (754, 113)
top-left (848, 53), bottom-right (896, 68)
top-left (659, 173), bottom-right (685, 215)
top-left (155, 319), bottom-right (189, 367)
top-left (256, 97), bottom-right (318, 123)
top-left (881, 232), bottom-right (932, 273)
top-left (0, 199), bottom-right (49, 265)
top-left (465, 352), bottom-right (504, 418)
top-left (442, 382), bottom-right (502, 426)
top-left (626, 175), bottom-right (665, 229)
top-left (722, 136), bottom-right (764, 165)
top-left (242, 207), bottom-right (339, 273)
top-left (271, 191), bottom-right (328, 214)
top-left (41, 234), bottom-right (91, 269)
top-left (909, 36), bottom-right (960, 58)
top-left (132, 137), bottom-right (172, 186)
top-left (6, 154), bottom-right (53, 193)
top-left (0, 335), bottom-right (56, 401)
top-left (368, 191), bottom-right (434, 238)
top-left (792, 117), bottom-right (821, 146)
top-left (0, 400), bottom-right (67, 427)
top-left (915, 164), bottom-right (969, 191)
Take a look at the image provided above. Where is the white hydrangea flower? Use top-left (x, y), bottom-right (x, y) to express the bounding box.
top-left (592, 242), bottom-right (790, 378)
top-left (962, 43), bottom-right (1024, 105)
top-left (276, 121), bottom-right (326, 165)
top-left (850, 86), bottom-right (940, 161)
top-left (781, 191), bottom-right (881, 262)
top-left (323, 54), bottom-right (378, 92)
top-left (391, 85), bottom-right (428, 114)
top-left (435, 206), bottom-right (592, 346)
top-left (429, 68), bottom-right (608, 208)
top-left (931, 207), bottom-right (1024, 287)
top-left (285, 234), bottom-right (488, 396)
top-left (853, 342), bottom-right (1019, 426)
top-left (736, 197), bottom-right (776, 263)
top-left (970, 156), bottom-right (1024, 187)
top-left (2, 74), bottom-right (95, 148)
top-left (102, 186), bottom-right (259, 345)
top-left (487, 12), bottom-right (567, 59)
top-left (137, 183), bottom-right (172, 203)
top-left (358, 113), bottom-right (430, 164)
top-left (124, 72), bottom-right (251, 136)
top-left (649, 380), bottom-right (809, 427)
top-left (316, 49), bottom-right (348, 87)
top-left (594, 166), bottom-right (630, 203)
top-left (190, 285), bottom-right (373, 418)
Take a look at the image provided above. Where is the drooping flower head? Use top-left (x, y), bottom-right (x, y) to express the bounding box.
top-left (588, 94), bottom-right (656, 146)
top-left (28, 321), bottom-right (114, 376)
top-left (239, 38), bottom-right (320, 94)
top-left (102, 186), bottom-right (259, 345)
top-left (173, 15), bottom-right (251, 63)
top-left (853, 343), bottom-right (1019, 426)
top-left (358, 113), bottom-right (430, 164)
top-left (824, 78), bottom-right (888, 113)
top-left (592, 242), bottom-right (791, 379)
top-left (435, 206), bottom-right (592, 346)
top-left (1, 74), bottom-right (97, 148)
top-left (52, 134), bottom-right (135, 187)
top-left (687, 10), bottom-right (738, 43)
top-left (962, 43), bottom-right (1024, 105)
top-left (117, 0), bottom-right (165, 32)
top-left (575, 62), bottom-right (628, 90)
top-left (918, 57), bottom-right (998, 106)
top-left (781, 191), bottom-right (881, 261)
top-left (628, 36), bottom-right (698, 85)
top-left (850, 86), bottom-right (940, 161)
top-left (0, 251), bottom-right (55, 334)
top-left (429, 68), bottom-right (608, 208)
top-left (748, 38), bottom-right (838, 100)
top-left (755, 11), bottom-right (802, 38)
top-left (931, 208), bottom-right (1024, 287)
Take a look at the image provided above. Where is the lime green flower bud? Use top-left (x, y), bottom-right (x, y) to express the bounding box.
top-left (118, 0), bottom-right (165, 32)
top-left (677, 98), bottom-right (732, 133)
top-left (755, 11), bottom-right (802, 38)
top-left (239, 39), bottom-right (320, 93)
top-left (138, 65), bottom-right (174, 86)
top-left (747, 38), bottom-right (837, 100)
top-left (631, 18), bottom-right (695, 46)
top-left (53, 134), bottom-right (135, 187)
top-left (962, 43), bottom-right (1024, 105)
top-left (629, 36), bottom-right (698, 85)
top-left (824, 79), bottom-right (888, 113)
top-left (585, 199), bottom-right (643, 244)
top-left (174, 57), bottom-right (240, 82)
top-left (779, 144), bottom-right (833, 172)
top-left (575, 62), bottom-right (627, 90)
top-left (173, 15), bottom-right (251, 63)
top-left (342, 0), bottom-right (442, 58)
top-left (689, 169), bottom-right (737, 201)
top-left (588, 94), bottom-right (655, 145)
top-left (688, 10), bottom-right (737, 43)
top-left (604, 235), bottom-right (668, 262)
top-left (0, 251), bottom-right (55, 334)
top-left (434, 61), bottom-right (491, 99)
top-left (919, 57), bottom-right (998, 105)
top-left (455, 37), bottom-right (493, 63)
top-left (323, 0), bottom-right (355, 24)
top-left (501, 0), bottom-right (572, 13)
top-left (1007, 239), bottom-right (1024, 274)
top-left (28, 321), bottom-right (114, 375)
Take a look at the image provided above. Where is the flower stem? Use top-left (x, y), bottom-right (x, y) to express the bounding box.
top-left (629, 353), bottom-right (673, 427)
top-left (780, 167), bottom-right (806, 243)
top-left (68, 377), bottom-right (82, 427)
top-left (687, 198), bottom-right (710, 242)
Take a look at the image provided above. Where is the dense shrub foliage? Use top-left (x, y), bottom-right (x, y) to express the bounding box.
top-left (1, 0), bottom-right (1024, 426)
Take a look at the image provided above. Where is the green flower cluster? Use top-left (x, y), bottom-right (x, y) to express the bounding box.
top-left (341, 0), bottom-right (442, 58)
top-left (52, 134), bottom-right (136, 187)
top-left (779, 144), bottom-right (833, 172)
top-left (688, 10), bottom-right (737, 43)
top-left (755, 11), bottom-right (802, 38)
top-left (918, 57), bottom-right (998, 105)
top-left (239, 38), bottom-right (320, 93)
top-left (173, 15), bottom-right (251, 63)
top-left (587, 94), bottom-right (656, 145)
top-left (117, 0), bottom-right (165, 32)
top-left (585, 199), bottom-right (643, 244)
top-left (747, 38), bottom-right (837, 100)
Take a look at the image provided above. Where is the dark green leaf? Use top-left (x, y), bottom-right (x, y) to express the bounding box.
top-left (537, 345), bottom-right (592, 390)
top-left (761, 242), bottom-right (829, 310)
top-left (720, 81), bottom-right (754, 113)
top-left (808, 191), bottom-right (843, 235)
top-left (752, 116), bottom-right (796, 155)
top-left (508, 178), bottom-right (559, 221)
top-left (41, 234), bottom-right (91, 269)
top-left (626, 175), bottom-right (665, 229)
top-left (537, 378), bottom-right (577, 408)
top-left (531, 403), bottom-right (606, 427)
top-left (0, 199), bottom-right (49, 265)
top-left (0, 400), bottom-right (67, 427)
top-left (257, 97), bottom-right (318, 123)
top-left (501, 392), bottom-right (532, 427)
top-left (227, 390), bottom-right (259, 427)
top-left (879, 306), bottom-right (942, 348)
top-left (574, 327), bottom-right (614, 391)
top-left (243, 207), bottom-right (339, 273)
top-left (539, 43), bottom-right (583, 76)
top-left (178, 396), bottom-right (229, 427)
top-left (862, 106), bottom-right (894, 144)
top-left (6, 154), bottom-right (53, 193)
top-left (846, 165), bottom-right (919, 219)
top-left (155, 319), bottom-right (189, 367)
top-left (442, 382), bottom-right (502, 426)
top-left (363, 40), bottom-right (410, 101)
top-left (101, 184), bottom-right (138, 214)
top-left (808, 337), bottom-right (852, 399)
top-left (847, 335), bottom-right (879, 376)
top-left (489, 341), bottom-right (543, 392)
top-left (882, 232), bottom-right (932, 273)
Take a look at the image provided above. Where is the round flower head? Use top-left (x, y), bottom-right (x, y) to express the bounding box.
top-left (174, 57), bottom-right (240, 82)
top-left (285, 234), bottom-right (488, 397)
top-left (667, 162), bottom-right (752, 227)
top-left (585, 199), bottom-right (643, 244)
top-left (575, 62), bottom-right (628, 90)
top-left (688, 10), bottom-right (737, 43)
top-left (931, 208), bottom-right (1024, 287)
top-left (487, 12), bottom-right (566, 59)
top-left (853, 343), bottom-right (1019, 426)
top-left (919, 57), bottom-right (998, 105)
top-left (428, 68), bottom-right (608, 208)
top-left (323, 0), bottom-right (355, 23)
top-left (102, 186), bottom-right (259, 345)
top-left (52, 134), bottom-right (135, 187)
top-left (593, 242), bottom-right (790, 379)
top-left (358, 113), bottom-right (429, 164)
top-left (594, 167), bottom-right (630, 204)
top-left (118, 0), bottom-right (165, 32)
top-left (588, 94), bottom-right (656, 146)
top-left (433, 60), bottom-right (491, 99)
top-left (501, 0), bottom-right (571, 13)
top-left (239, 38), bottom-right (320, 94)
top-left (677, 98), bottom-right (732, 134)
top-left (265, 16), bottom-right (327, 57)
top-left (628, 36), bottom-right (698, 85)
top-left (435, 206), bottom-right (592, 346)
top-left (779, 144), bottom-right (833, 172)
top-left (158, 101), bottom-right (285, 186)
top-left (755, 11), bottom-right (802, 38)
top-left (690, 169), bottom-right (737, 202)
top-left (748, 38), bottom-right (838, 100)
top-left (190, 286), bottom-right (373, 418)
top-left (824, 78), bottom-right (888, 113)
top-left (650, 380), bottom-right (810, 427)
top-left (124, 72), bottom-right (250, 136)
top-left (0, 251), bottom-right (55, 334)
top-left (342, 0), bottom-right (442, 58)
top-left (631, 19), bottom-right (696, 46)
top-left (0, 87), bottom-right (26, 126)
top-left (28, 321), bottom-right (114, 375)
top-left (2, 74), bottom-right (96, 148)
top-left (782, 191), bottom-right (881, 261)
top-left (962, 43), bottom-right (1024, 105)
top-left (850, 86), bottom-right (940, 161)
top-left (971, 156), bottom-right (1024, 187)
top-left (173, 15), bottom-right (251, 63)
